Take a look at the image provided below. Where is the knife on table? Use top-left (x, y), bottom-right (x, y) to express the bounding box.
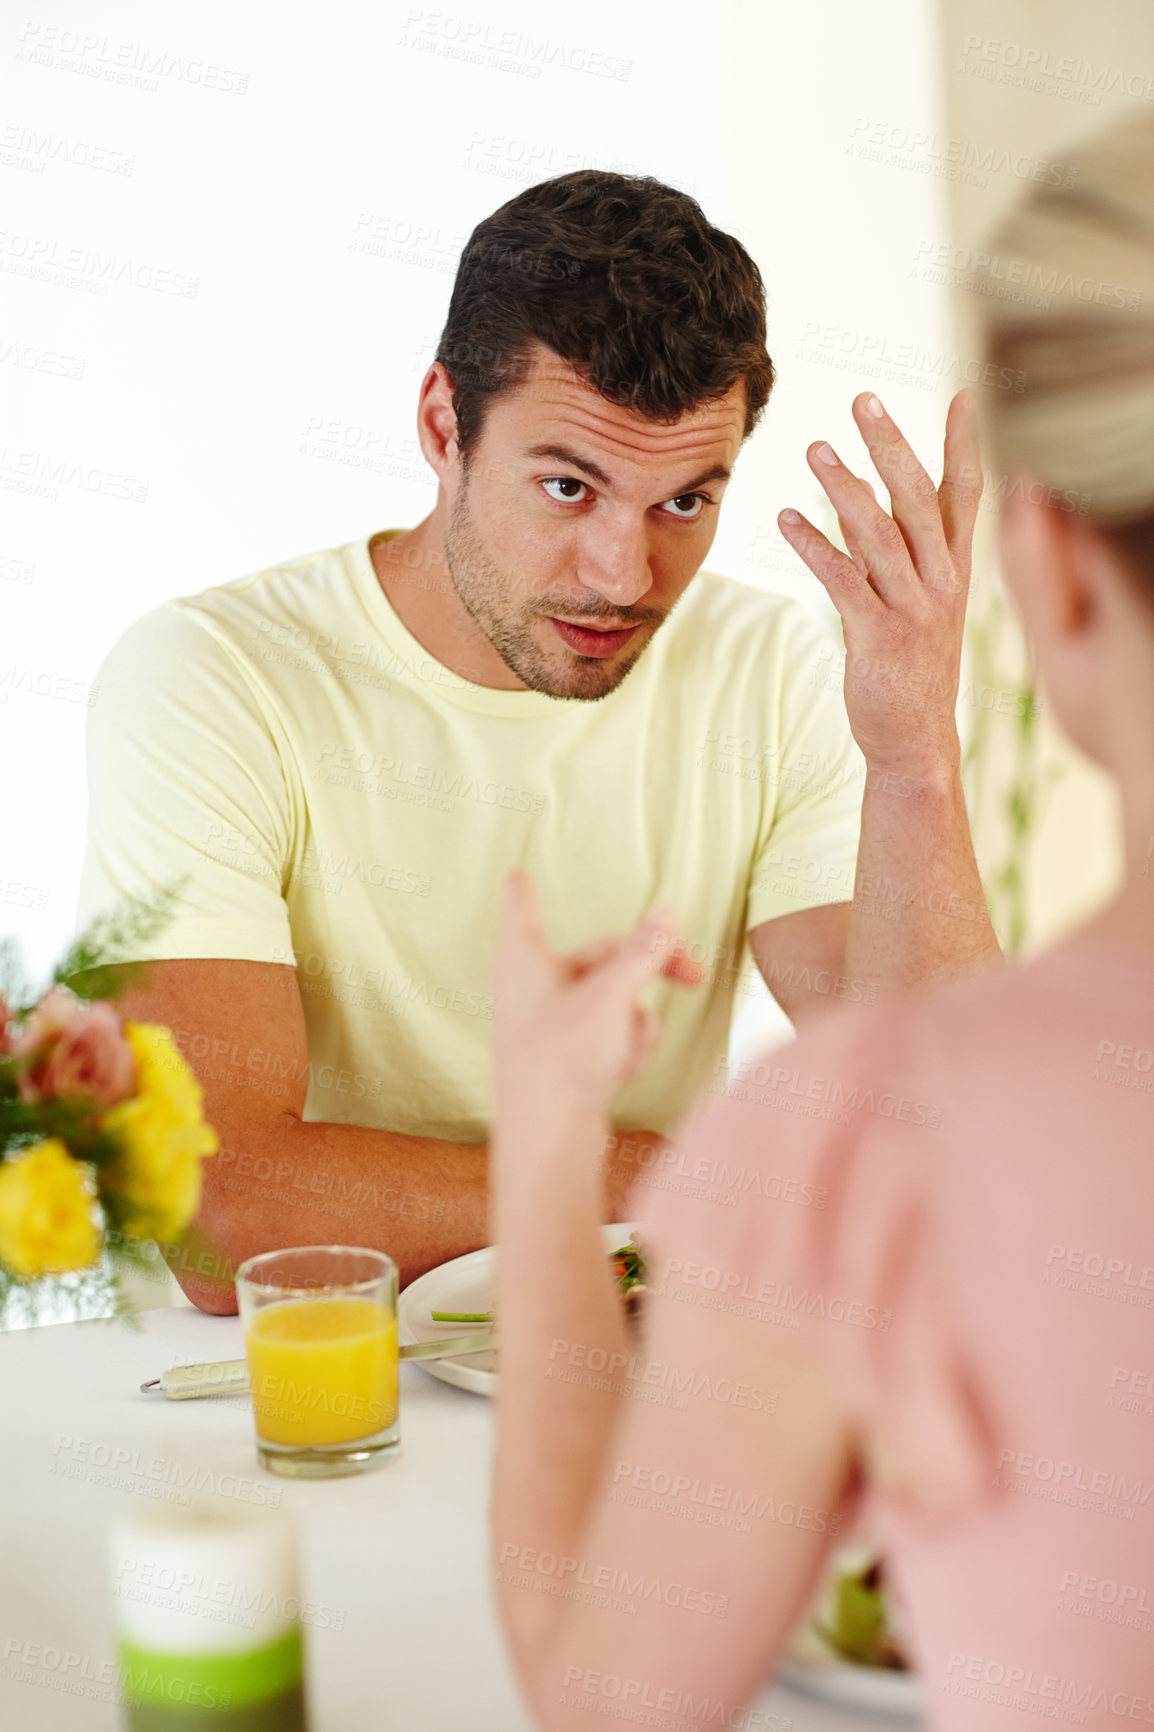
top-left (140, 1332), bottom-right (496, 1399)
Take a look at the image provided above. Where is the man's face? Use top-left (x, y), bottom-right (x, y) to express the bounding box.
top-left (442, 342), bottom-right (747, 700)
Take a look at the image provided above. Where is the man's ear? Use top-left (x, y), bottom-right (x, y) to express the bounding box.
top-left (416, 361), bottom-right (461, 476)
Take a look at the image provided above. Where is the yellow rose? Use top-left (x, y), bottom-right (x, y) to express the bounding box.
top-left (100, 1022), bottom-right (219, 1243)
top-left (0, 1139), bottom-right (102, 1277)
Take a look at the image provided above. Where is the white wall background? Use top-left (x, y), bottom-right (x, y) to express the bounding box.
top-left (2, 0), bottom-right (953, 1063)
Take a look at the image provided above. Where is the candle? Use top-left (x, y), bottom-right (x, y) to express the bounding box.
top-left (110, 1496), bottom-right (309, 1730)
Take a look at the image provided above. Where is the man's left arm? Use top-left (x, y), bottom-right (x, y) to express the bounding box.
top-left (752, 388), bottom-right (1002, 1024)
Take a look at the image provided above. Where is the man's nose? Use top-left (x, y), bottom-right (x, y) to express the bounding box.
top-left (576, 523), bottom-right (655, 608)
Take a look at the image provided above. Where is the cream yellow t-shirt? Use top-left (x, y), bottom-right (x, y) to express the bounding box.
top-left (77, 531), bottom-right (864, 1142)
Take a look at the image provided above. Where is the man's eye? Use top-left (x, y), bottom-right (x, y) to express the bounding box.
top-left (661, 494), bottom-right (707, 520)
top-left (541, 477), bottom-right (588, 503)
top-left (540, 479), bottom-right (709, 518)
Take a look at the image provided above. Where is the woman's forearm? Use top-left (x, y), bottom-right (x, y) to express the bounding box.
top-left (490, 1087), bottom-right (632, 1657)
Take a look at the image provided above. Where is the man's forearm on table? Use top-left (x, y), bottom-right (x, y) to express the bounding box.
top-left (847, 752), bottom-right (1002, 992)
top-left (168, 1115), bottom-right (488, 1310)
top-left (170, 1115), bottom-right (666, 1312)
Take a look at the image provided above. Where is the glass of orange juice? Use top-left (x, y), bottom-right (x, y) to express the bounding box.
top-left (236, 1246), bottom-right (399, 1478)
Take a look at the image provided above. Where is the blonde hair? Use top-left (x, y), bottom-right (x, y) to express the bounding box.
top-left (976, 109), bottom-right (1154, 537)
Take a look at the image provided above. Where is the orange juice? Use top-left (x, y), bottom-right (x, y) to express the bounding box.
top-left (243, 1296), bottom-right (398, 1447)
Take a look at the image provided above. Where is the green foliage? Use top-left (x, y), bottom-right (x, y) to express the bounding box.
top-left (0, 938), bottom-right (32, 1018)
top-left (961, 594), bottom-right (1060, 956)
top-left (53, 876), bottom-right (189, 1006)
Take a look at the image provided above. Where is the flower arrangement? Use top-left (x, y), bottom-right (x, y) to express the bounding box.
top-left (0, 887), bottom-right (218, 1327)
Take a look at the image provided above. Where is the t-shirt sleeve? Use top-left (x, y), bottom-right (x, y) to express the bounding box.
top-left (744, 604), bottom-right (864, 932)
top-left (627, 1004), bottom-right (991, 1520)
top-left (75, 604), bottom-right (297, 963)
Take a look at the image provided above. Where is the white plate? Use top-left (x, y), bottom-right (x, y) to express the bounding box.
top-left (397, 1224), bottom-right (640, 1396)
top-left (777, 1658), bottom-right (921, 1719)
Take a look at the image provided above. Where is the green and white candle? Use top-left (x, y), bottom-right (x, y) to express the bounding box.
top-left (110, 1497), bottom-right (308, 1730)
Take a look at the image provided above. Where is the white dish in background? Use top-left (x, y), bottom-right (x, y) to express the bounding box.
top-left (397, 1223), bottom-right (640, 1396)
top-left (777, 1657), bottom-right (921, 1720)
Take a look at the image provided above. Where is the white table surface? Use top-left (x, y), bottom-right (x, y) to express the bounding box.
top-left (0, 1307), bottom-right (913, 1730)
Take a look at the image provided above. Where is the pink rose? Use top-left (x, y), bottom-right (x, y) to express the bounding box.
top-left (0, 994), bottom-right (11, 1056)
top-left (12, 985), bottom-right (76, 1059)
top-left (14, 989), bottom-right (137, 1108)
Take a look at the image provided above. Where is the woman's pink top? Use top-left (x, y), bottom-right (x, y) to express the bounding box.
top-left (630, 934), bottom-right (1154, 1730)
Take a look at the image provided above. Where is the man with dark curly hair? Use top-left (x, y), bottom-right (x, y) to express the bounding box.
top-left (77, 172), bottom-right (1000, 1309)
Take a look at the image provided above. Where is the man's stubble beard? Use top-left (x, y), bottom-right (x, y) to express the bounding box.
top-left (444, 472), bottom-right (666, 702)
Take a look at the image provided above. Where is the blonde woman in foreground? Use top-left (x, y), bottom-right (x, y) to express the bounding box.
top-left (489, 110), bottom-right (1154, 1731)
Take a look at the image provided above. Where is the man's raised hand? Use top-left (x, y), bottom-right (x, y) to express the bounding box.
top-left (778, 388), bottom-right (983, 774)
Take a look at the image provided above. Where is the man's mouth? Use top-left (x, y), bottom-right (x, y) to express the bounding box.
top-left (548, 617), bottom-right (641, 658)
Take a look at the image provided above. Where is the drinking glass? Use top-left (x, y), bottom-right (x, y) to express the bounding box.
top-left (236, 1246), bottom-right (399, 1478)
